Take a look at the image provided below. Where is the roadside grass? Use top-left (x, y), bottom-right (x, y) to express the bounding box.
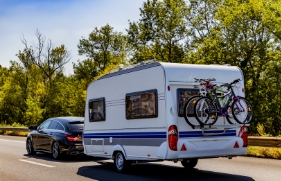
top-left (0, 130), bottom-right (28, 137)
top-left (247, 146), bottom-right (281, 160)
top-left (0, 122), bottom-right (28, 137)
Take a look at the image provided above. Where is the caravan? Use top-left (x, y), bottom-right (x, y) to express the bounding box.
top-left (82, 60), bottom-right (249, 172)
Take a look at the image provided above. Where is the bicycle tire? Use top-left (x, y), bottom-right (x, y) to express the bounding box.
top-left (183, 95), bottom-right (202, 127)
top-left (194, 97), bottom-right (218, 125)
top-left (231, 97), bottom-right (253, 124)
top-left (225, 99), bottom-right (236, 124)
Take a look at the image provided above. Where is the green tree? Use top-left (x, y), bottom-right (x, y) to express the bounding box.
top-left (21, 30), bottom-right (71, 88)
top-left (127, 0), bottom-right (188, 63)
top-left (78, 24), bottom-right (128, 72)
top-left (185, 0), bottom-right (281, 135)
top-left (73, 58), bottom-right (98, 89)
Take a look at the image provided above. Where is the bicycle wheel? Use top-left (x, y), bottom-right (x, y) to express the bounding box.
top-left (231, 97), bottom-right (253, 124)
top-left (183, 95), bottom-right (202, 127)
top-left (194, 97), bottom-right (218, 125)
top-left (225, 100), bottom-right (236, 124)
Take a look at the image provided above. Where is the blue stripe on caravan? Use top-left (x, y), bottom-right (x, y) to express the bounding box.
top-left (83, 130), bottom-right (236, 139)
top-left (83, 132), bottom-right (166, 139)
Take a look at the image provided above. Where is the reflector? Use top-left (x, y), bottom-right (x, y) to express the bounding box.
top-left (180, 144), bottom-right (187, 151)
top-left (234, 141), bottom-right (239, 148)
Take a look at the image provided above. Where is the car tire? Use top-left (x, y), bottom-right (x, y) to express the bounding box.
top-left (181, 158), bottom-right (198, 169)
top-left (114, 152), bottom-right (130, 173)
top-left (26, 138), bottom-right (36, 155)
top-left (52, 141), bottom-right (61, 159)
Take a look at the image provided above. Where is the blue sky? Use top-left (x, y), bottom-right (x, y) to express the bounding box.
top-left (0, 0), bottom-right (145, 74)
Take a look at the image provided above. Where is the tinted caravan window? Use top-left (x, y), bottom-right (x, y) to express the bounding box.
top-left (126, 89), bottom-right (158, 119)
top-left (177, 88), bottom-right (199, 117)
top-left (89, 98), bottom-right (105, 122)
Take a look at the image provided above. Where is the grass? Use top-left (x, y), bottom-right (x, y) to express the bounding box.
top-left (247, 146), bottom-right (281, 160)
top-left (0, 130), bottom-right (28, 137)
top-left (0, 122), bottom-right (29, 137)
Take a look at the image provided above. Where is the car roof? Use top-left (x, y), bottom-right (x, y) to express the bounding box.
top-left (52, 116), bottom-right (84, 123)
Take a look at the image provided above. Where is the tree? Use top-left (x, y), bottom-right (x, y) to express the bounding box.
top-left (21, 30), bottom-right (71, 87)
top-left (184, 0), bottom-right (281, 135)
top-left (127, 0), bottom-right (188, 63)
top-left (73, 59), bottom-right (98, 88)
top-left (78, 24), bottom-right (128, 72)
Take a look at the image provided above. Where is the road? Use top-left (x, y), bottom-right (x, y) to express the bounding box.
top-left (0, 135), bottom-right (280, 181)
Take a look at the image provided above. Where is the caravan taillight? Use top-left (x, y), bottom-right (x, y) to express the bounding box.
top-left (168, 125), bottom-right (178, 151)
top-left (238, 126), bottom-right (248, 147)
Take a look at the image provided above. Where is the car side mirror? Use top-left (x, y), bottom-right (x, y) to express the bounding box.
top-left (28, 125), bottom-right (37, 131)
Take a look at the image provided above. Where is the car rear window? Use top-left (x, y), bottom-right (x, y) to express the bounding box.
top-left (68, 121), bottom-right (84, 131)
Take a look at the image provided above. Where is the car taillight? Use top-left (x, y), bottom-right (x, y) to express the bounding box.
top-left (168, 125), bottom-right (178, 151)
top-left (64, 134), bottom-right (82, 142)
top-left (238, 126), bottom-right (248, 147)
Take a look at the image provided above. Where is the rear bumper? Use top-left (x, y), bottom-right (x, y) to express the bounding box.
top-left (166, 136), bottom-right (247, 159)
top-left (61, 144), bottom-right (84, 155)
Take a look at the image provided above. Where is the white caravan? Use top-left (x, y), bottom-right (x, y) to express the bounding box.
top-left (82, 60), bottom-right (249, 172)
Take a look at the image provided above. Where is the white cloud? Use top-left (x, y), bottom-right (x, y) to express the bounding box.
top-left (0, 0), bottom-right (145, 74)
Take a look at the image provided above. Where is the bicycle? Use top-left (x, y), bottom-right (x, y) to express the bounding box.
top-left (193, 78), bottom-right (253, 126)
top-left (183, 78), bottom-right (216, 128)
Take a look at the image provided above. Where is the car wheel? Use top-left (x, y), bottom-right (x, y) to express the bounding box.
top-left (26, 138), bottom-right (36, 155)
top-left (52, 141), bottom-right (61, 159)
top-left (181, 158), bottom-right (198, 169)
top-left (114, 152), bottom-right (130, 173)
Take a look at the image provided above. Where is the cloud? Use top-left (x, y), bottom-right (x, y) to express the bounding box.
top-left (0, 0), bottom-right (145, 74)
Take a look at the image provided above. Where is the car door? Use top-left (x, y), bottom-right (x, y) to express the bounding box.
top-left (35, 119), bottom-right (51, 151)
top-left (44, 120), bottom-right (59, 152)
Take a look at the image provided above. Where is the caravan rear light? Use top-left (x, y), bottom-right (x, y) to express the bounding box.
top-left (238, 126), bottom-right (248, 147)
top-left (168, 125), bottom-right (178, 151)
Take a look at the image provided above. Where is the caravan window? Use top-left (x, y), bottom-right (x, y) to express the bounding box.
top-left (89, 98), bottom-right (105, 122)
top-left (177, 88), bottom-right (199, 117)
top-left (126, 89), bottom-right (158, 119)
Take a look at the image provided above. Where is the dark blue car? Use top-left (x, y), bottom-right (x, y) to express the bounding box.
top-left (26, 117), bottom-right (84, 159)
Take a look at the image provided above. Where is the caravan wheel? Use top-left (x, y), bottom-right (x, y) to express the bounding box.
top-left (181, 158), bottom-right (198, 169)
top-left (114, 152), bottom-right (130, 173)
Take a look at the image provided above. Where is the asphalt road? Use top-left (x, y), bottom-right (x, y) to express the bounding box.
top-left (0, 135), bottom-right (280, 181)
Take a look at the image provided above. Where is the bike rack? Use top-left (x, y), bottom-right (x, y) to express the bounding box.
top-left (192, 124), bottom-right (250, 136)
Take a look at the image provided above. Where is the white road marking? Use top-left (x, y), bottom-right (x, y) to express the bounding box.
top-left (19, 159), bottom-right (55, 168)
top-left (0, 138), bottom-right (25, 143)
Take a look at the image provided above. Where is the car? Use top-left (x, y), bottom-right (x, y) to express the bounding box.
top-left (26, 116), bottom-right (84, 159)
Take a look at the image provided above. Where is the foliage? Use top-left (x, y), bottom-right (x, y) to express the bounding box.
top-left (247, 146), bottom-right (281, 160)
top-left (127, 0), bottom-right (188, 63)
top-left (78, 24), bottom-right (129, 71)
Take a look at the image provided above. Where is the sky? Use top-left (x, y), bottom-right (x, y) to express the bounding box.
top-left (0, 0), bottom-right (145, 75)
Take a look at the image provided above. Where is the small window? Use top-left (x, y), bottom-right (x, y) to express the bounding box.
top-left (38, 120), bottom-right (51, 131)
top-left (126, 89), bottom-right (158, 119)
top-left (68, 121), bottom-right (84, 131)
top-left (48, 121), bottom-right (58, 129)
top-left (177, 88), bottom-right (199, 117)
top-left (56, 122), bottom-right (65, 131)
top-left (89, 98), bottom-right (105, 122)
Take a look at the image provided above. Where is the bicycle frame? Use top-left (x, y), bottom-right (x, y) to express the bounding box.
top-left (212, 86), bottom-right (245, 117)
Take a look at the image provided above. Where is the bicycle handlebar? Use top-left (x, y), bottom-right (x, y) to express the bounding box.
top-left (220, 78), bottom-right (241, 88)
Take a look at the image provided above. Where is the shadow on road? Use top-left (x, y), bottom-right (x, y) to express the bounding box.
top-left (77, 161), bottom-right (255, 181)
